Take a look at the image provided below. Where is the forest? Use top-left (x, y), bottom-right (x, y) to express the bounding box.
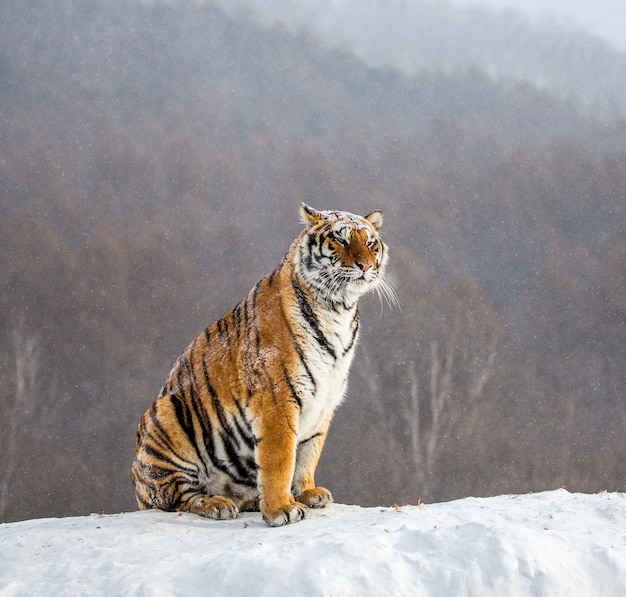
top-left (1, 0), bottom-right (625, 522)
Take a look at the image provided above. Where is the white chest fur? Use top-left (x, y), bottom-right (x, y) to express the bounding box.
top-left (293, 303), bottom-right (359, 441)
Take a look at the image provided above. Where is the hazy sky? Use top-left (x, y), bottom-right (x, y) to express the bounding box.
top-left (450, 0), bottom-right (626, 50)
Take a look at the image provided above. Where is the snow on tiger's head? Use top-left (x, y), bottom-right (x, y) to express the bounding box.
top-left (296, 203), bottom-right (396, 308)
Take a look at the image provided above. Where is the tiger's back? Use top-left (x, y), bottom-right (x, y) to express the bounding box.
top-left (131, 204), bottom-right (392, 526)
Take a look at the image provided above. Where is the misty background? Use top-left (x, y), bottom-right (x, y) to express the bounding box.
top-left (1, 0), bottom-right (624, 522)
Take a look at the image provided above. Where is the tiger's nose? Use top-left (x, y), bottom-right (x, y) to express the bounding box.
top-left (357, 261), bottom-right (372, 272)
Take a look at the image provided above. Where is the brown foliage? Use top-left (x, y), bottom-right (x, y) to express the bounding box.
top-left (0, 0), bottom-right (624, 521)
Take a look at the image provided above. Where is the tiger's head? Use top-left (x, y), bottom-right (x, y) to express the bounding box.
top-left (296, 203), bottom-right (396, 309)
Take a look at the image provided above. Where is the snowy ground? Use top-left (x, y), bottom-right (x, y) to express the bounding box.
top-left (1, 489), bottom-right (625, 596)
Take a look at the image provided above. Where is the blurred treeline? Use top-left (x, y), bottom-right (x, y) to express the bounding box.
top-left (1, 0), bottom-right (624, 522)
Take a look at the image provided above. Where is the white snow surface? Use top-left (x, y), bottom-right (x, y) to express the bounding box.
top-left (1, 490), bottom-right (625, 596)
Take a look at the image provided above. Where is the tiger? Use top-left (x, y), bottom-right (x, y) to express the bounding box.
top-left (131, 203), bottom-right (394, 526)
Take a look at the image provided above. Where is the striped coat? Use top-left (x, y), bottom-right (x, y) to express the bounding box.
top-left (131, 204), bottom-right (393, 526)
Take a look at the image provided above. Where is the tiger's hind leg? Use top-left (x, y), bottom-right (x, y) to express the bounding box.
top-left (132, 457), bottom-right (239, 520)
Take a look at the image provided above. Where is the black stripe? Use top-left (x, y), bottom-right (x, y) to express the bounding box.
top-left (184, 343), bottom-right (201, 395)
top-left (205, 376), bottom-right (254, 471)
top-left (282, 363), bottom-right (302, 409)
top-left (251, 280), bottom-right (262, 358)
top-left (243, 294), bottom-right (259, 395)
top-left (181, 358), bottom-right (215, 481)
top-left (219, 431), bottom-right (257, 486)
top-left (135, 492), bottom-right (153, 509)
top-left (148, 403), bottom-right (181, 454)
top-left (211, 385), bottom-right (231, 432)
top-left (141, 438), bottom-right (197, 475)
top-left (196, 354), bottom-right (234, 478)
top-left (148, 399), bottom-right (198, 474)
top-left (217, 318), bottom-right (233, 356)
top-left (233, 399), bottom-right (259, 449)
top-left (242, 294), bottom-right (255, 395)
top-left (171, 394), bottom-right (202, 459)
top-left (285, 317), bottom-right (317, 392)
top-left (211, 397), bottom-right (257, 484)
top-left (342, 310), bottom-right (360, 356)
top-left (267, 269), bottom-right (277, 286)
top-left (232, 302), bottom-right (243, 341)
top-left (299, 432), bottom-right (323, 446)
top-left (197, 353), bottom-right (256, 483)
top-left (292, 276), bottom-right (336, 360)
top-left (176, 359), bottom-right (187, 398)
top-left (243, 280), bottom-right (266, 395)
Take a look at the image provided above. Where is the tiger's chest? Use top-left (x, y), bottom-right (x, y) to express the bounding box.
top-left (291, 305), bottom-right (360, 440)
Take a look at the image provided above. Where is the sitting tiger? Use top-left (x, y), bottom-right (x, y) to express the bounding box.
top-left (131, 203), bottom-right (394, 526)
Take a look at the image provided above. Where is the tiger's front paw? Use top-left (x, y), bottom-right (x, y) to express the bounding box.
top-left (261, 500), bottom-right (310, 527)
top-left (188, 495), bottom-right (239, 520)
top-left (296, 487), bottom-right (333, 509)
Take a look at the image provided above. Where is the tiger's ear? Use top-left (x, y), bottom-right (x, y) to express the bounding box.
top-left (365, 210), bottom-right (383, 230)
top-left (300, 203), bottom-right (324, 226)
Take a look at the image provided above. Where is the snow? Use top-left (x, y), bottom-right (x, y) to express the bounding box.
top-left (1, 490), bottom-right (625, 596)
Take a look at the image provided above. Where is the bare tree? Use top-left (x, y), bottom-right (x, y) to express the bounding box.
top-left (405, 290), bottom-right (502, 496)
top-left (0, 313), bottom-right (62, 521)
top-left (356, 274), bottom-right (505, 501)
top-left (0, 314), bottom-right (41, 519)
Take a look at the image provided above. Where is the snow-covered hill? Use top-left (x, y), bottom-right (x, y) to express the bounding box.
top-left (1, 490), bottom-right (624, 596)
